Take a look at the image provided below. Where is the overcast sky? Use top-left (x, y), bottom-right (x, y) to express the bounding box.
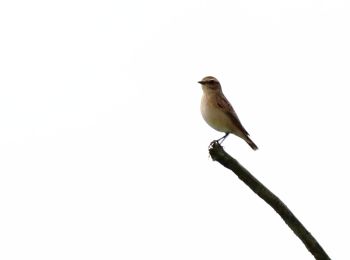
top-left (1, 1), bottom-right (350, 259)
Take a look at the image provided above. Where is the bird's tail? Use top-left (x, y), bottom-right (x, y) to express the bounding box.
top-left (246, 136), bottom-right (258, 150)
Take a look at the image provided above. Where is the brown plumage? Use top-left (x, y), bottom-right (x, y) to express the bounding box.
top-left (198, 76), bottom-right (258, 150)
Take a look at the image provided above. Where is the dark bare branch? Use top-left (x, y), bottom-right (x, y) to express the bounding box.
top-left (208, 141), bottom-right (330, 260)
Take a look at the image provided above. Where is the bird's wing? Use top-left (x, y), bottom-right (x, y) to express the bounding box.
top-left (216, 94), bottom-right (250, 136)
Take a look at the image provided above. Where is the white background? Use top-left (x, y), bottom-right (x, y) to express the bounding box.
top-left (1, 0), bottom-right (349, 259)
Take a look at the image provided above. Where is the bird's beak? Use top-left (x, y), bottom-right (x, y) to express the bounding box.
top-left (198, 80), bottom-right (204, 84)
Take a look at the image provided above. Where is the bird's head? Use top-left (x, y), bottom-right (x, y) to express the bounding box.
top-left (198, 76), bottom-right (222, 92)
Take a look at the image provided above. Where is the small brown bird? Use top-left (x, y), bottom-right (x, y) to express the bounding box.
top-left (198, 76), bottom-right (258, 150)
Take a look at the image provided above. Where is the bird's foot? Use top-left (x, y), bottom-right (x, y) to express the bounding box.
top-left (209, 140), bottom-right (220, 149)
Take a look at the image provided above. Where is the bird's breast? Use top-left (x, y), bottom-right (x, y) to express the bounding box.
top-left (201, 94), bottom-right (232, 133)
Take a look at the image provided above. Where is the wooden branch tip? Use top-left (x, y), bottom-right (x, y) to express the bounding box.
top-left (207, 141), bottom-right (330, 260)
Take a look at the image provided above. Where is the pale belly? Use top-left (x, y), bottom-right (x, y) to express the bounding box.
top-left (201, 96), bottom-right (233, 133)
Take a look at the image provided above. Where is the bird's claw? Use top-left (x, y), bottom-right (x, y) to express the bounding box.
top-left (209, 140), bottom-right (220, 149)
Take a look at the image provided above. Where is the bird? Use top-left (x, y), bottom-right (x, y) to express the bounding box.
top-left (198, 76), bottom-right (258, 150)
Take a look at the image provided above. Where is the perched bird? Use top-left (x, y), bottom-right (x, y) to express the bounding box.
top-left (198, 76), bottom-right (258, 150)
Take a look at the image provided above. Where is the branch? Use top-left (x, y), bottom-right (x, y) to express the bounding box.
top-left (208, 141), bottom-right (330, 260)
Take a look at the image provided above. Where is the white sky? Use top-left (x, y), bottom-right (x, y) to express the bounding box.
top-left (1, 0), bottom-right (350, 259)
